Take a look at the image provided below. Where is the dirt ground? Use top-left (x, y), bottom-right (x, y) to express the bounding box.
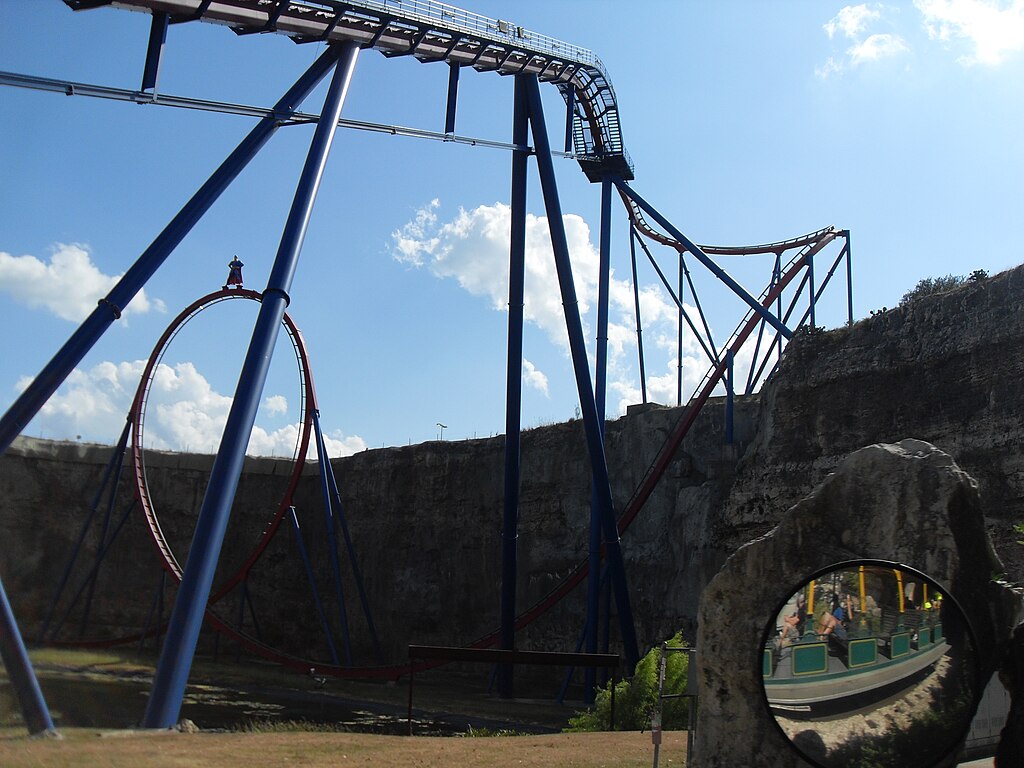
top-left (0, 728), bottom-right (688, 768)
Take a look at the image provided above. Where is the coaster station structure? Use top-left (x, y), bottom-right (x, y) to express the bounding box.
top-left (0, 0), bottom-right (852, 733)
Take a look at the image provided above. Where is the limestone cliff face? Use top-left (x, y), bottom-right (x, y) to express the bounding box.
top-left (0, 265), bottom-right (1021, 666)
top-left (722, 265), bottom-right (1024, 582)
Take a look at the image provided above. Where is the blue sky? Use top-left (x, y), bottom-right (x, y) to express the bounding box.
top-left (2, 1), bottom-right (1022, 456)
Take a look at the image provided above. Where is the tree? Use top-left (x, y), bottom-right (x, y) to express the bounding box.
top-left (566, 631), bottom-right (690, 731)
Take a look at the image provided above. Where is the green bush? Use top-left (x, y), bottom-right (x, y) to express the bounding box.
top-left (898, 274), bottom-right (965, 305)
top-left (565, 631), bottom-right (689, 732)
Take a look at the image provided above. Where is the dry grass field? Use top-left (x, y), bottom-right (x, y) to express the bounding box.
top-left (2, 649), bottom-right (689, 767)
top-left (0, 727), bottom-right (687, 768)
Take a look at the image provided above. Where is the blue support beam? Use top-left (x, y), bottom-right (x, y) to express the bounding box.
top-left (498, 74), bottom-right (529, 698)
top-left (677, 251), bottom-right (684, 405)
top-left (142, 41), bottom-right (360, 729)
top-left (141, 12), bottom-right (168, 92)
top-left (725, 350), bottom-right (735, 444)
top-left (316, 411), bottom-right (383, 663)
top-left (444, 62), bottom-right (459, 134)
top-left (584, 177), bottom-right (613, 702)
top-left (0, 579), bottom-right (55, 735)
top-left (563, 86), bottom-right (575, 154)
top-left (288, 506), bottom-right (341, 666)
top-left (313, 419), bottom-right (353, 666)
top-left (614, 181), bottom-right (793, 341)
top-left (522, 74), bottom-right (639, 671)
top-left (628, 226), bottom-right (648, 404)
top-left (844, 231), bottom-right (854, 324)
top-left (808, 251), bottom-right (817, 328)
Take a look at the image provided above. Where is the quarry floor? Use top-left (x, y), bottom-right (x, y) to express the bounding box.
top-left (0, 728), bottom-right (685, 768)
top-left (1, 648), bottom-right (681, 767)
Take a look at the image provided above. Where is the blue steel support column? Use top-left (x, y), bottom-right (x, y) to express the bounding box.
top-left (142, 41), bottom-right (359, 729)
top-left (614, 181), bottom-right (792, 341)
top-left (498, 75), bottom-right (529, 698)
top-left (0, 45), bottom-right (342, 460)
top-left (313, 415), bottom-right (352, 666)
top-left (677, 252), bottom-right (684, 406)
top-left (725, 350), bottom-right (734, 444)
top-left (141, 12), bottom-right (169, 92)
top-left (775, 254), bottom-right (783, 363)
top-left (844, 231), bottom-right (854, 325)
top-left (444, 62), bottom-right (459, 134)
top-left (628, 226), bottom-right (647, 404)
top-left (584, 177), bottom-right (613, 702)
top-left (808, 251), bottom-right (817, 328)
top-left (0, 579), bottom-right (54, 735)
top-left (523, 74), bottom-right (639, 670)
top-left (563, 87), bottom-right (575, 154)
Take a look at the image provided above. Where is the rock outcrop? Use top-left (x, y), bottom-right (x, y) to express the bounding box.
top-left (693, 440), bottom-right (1022, 767)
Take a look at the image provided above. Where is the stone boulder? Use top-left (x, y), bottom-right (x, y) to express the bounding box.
top-left (692, 439), bottom-right (1022, 767)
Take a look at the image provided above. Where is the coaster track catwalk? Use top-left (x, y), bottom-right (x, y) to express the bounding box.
top-left (0, 0), bottom-right (853, 731)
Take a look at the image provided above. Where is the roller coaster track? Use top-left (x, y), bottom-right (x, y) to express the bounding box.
top-left (130, 289), bottom-right (314, 589)
top-left (623, 190), bottom-right (837, 258)
top-left (63, 0), bottom-right (633, 181)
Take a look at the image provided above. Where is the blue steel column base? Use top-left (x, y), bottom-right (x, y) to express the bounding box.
top-left (0, 577), bottom-right (56, 736)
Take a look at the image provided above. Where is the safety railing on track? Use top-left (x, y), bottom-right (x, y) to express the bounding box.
top-left (355, 0), bottom-right (602, 68)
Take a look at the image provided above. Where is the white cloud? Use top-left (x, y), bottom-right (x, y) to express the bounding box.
top-left (523, 359), bottom-right (549, 397)
top-left (848, 32), bottom-right (911, 63)
top-left (825, 4), bottom-right (882, 39)
top-left (916, 0), bottom-right (1024, 65)
top-left (0, 243), bottom-right (164, 322)
top-left (263, 394), bottom-right (288, 416)
top-left (17, 359), bottom-right (146, 442)
top-left (817, 5), bottom-right (909, 77)
top-left (390, 201), bottom-right (723, 418)
top-left (16, 357), bottom-right (365, 457)
top-left (391, 201), bottom-right (600, 349)
top-left (319, 430), bottom-right (367, 457)
top-left (815, 56), bottom-right (846, 79)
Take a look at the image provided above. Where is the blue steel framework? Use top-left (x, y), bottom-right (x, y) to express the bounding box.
top-left (0, 0), bottom-right (855, 730)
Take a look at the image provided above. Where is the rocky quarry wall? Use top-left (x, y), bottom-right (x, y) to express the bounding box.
top-left (1, 265), bottom-right (1022, 679)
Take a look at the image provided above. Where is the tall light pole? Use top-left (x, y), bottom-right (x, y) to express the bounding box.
top-left (436, 422), bottom-right (447, 440)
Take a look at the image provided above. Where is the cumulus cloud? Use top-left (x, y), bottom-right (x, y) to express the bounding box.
top-left (916, 0), bottom-right (1024, 65)
top-left (392, 201), bottom-right (601, 348)
top-left (390, 201), bottom-right (717, 418)
top-left (263, 394), bottom-right (288, 416)
top-left (849, 32), bottom-right (912, 63)
top-left (817, 5), bottom-right (909, 77)
top-left (0, 243), bottom-right (164, 322)
top-left (16, 358), bottom-right (365, 457)
top-left (825, 4), bottom-right (882, 39)
top-left (523, 359), bottom-right (549, 397)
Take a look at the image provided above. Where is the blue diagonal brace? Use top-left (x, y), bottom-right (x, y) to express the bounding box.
top-left (0, 580), bottom-right (55, 735)
top-left (615, 180), bottom-right (792, 340)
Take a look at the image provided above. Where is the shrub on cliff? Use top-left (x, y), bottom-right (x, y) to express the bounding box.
top-left (899, 274), bottom-right (965, 305)
top-left (565, 631), bottom-right (690, 732)
top-left (899, 270), bottom-right (987, 306)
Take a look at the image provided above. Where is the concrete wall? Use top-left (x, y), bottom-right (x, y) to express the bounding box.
top-left (1, 265), bottom-right (1021, 671)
